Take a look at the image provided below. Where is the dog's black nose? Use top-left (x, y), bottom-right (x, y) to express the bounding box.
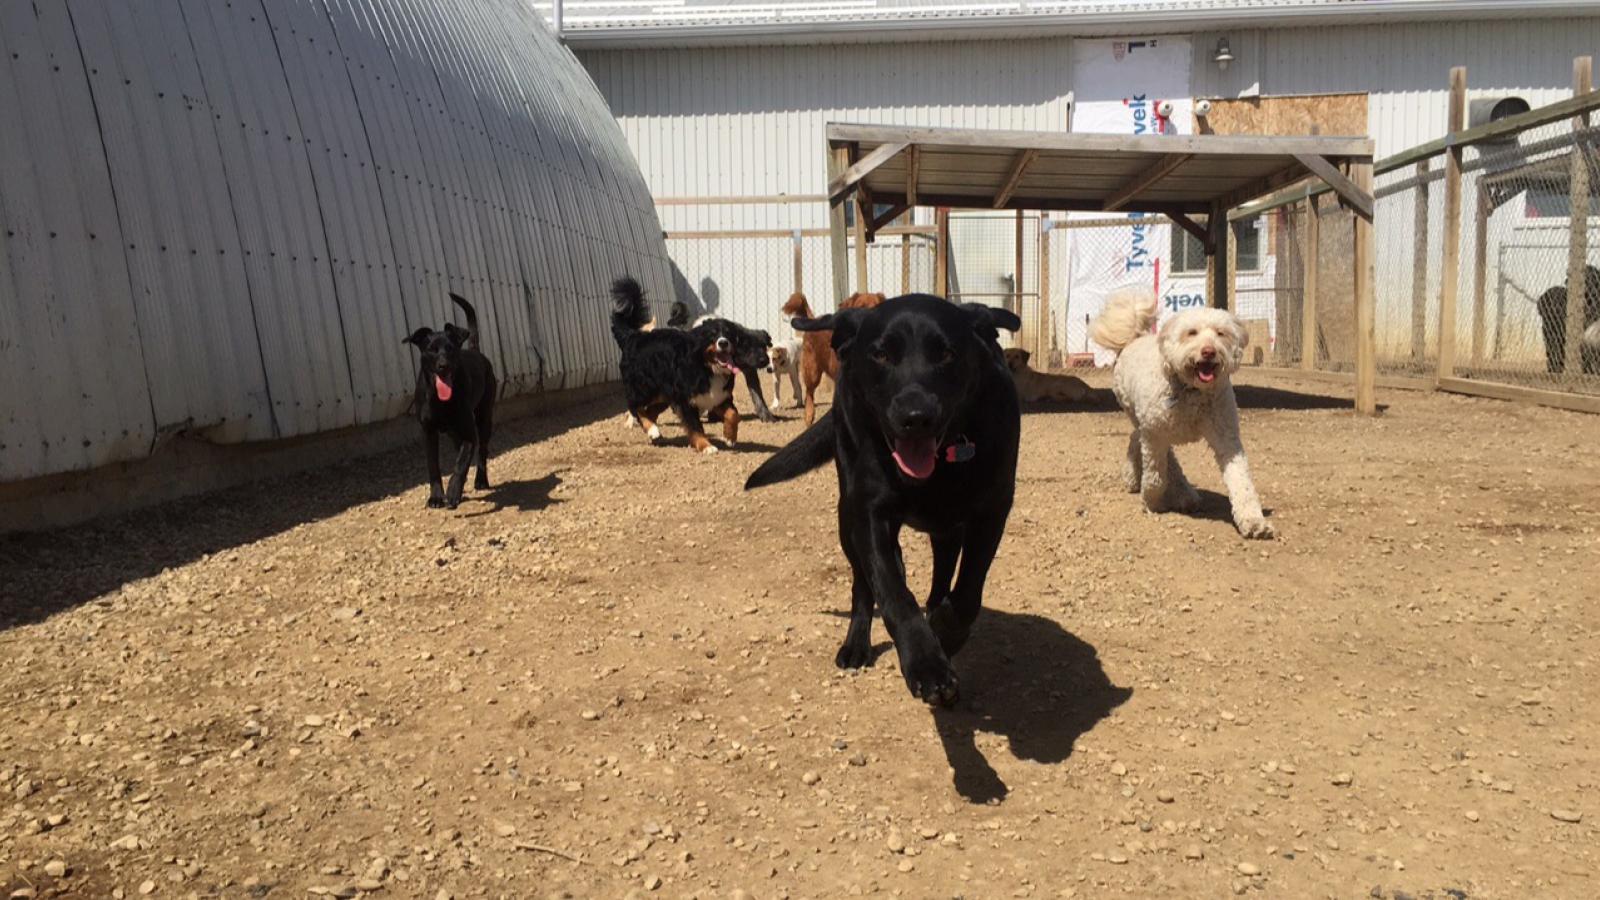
top-left (1199, 345), bottom-right (1217, 360)
top-left (889, 390), bottom-right (941, 438)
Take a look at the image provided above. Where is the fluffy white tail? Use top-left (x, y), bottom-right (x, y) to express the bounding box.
top-left (1090, 288), bottom-right (1159, 355)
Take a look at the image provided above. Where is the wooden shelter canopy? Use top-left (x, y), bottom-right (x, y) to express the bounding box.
top-left (825, 122), bottom-right (1376, 229)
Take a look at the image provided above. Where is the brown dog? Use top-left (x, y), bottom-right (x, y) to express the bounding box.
top-left (783, 290), bottom-right (887, 425)
top-left (1002, 348), bottom-right (1092, 404)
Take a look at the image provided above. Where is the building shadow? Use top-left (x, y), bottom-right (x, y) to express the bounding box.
top-left (932, 609), bottom-right (1132, 804)
top-left (0, 397), bottom-right (616, 633)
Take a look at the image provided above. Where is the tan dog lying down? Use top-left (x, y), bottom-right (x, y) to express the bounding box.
top-left (1002, 348), bottom-right (1091, 403)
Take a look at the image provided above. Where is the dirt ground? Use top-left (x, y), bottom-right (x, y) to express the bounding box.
top-left (2, 371), bottom-right (1598, 900)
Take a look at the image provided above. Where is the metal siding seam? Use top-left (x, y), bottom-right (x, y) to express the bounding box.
top-left (0, 2), bottom-right (155, 479)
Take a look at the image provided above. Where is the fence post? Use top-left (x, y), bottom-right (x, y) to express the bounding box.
top-left (792, 228), bottom-right (803, 296)
top-left (1039, 218), bottom-right (1053, 361)
top-left (1411, 157), bottom-right (1430, 360)
top-left (1206, 202), bottom-right (1231, 310)
top-left (1438, 65), bottom-right (1466, 383)
top-left (853, 195), bottom-right (869, 294)
top-left (900, 217), bottom-right (911, 296)
top-left (1564, 55), bottom-right (1593, 376)
top-left (1354, 159), bottom-right (1378, 416)
top-left (1471, 183), bottom-right (1491, 365)
top-left (935, 207), bottom-right (950, 297)
top-left (1301, 195), bottom-right (1320, 371)
top-left (827, 146), bottom-right (850, 305)
top-left (1013, 209), bottom-right (1025, 318)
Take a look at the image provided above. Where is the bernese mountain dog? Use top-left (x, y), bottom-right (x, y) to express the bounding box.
top-left (611, 276), bottom-right (742, 453)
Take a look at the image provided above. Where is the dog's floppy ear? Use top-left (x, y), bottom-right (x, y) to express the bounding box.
top-left (443, 323), bottom-right (470, 345)
top-left (1014, 348), bottom-right (1031, 366)
top-left (752, 328), bottom-right (773, 348)
top-left (962, 303), bottom-right (1022, 334)
top-left (403, 327), bottom-right (433, 348)
top-left (792, 308), bottom-right (869, 352)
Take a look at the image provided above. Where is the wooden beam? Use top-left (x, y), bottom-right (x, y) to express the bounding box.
top-left (1352, 159), bottom-right (1378, 416)
top-left (1301, 197), bottom-right (1320, 372)
top-left (1437, 376), bottom-right (1600, 415)
top-left (1252, 366), bottom-right (1434, 393)
top-left (828, 145), bottom-right (851, 306)
top-left (870, 201), bottom-right (910, 235)
top-left (1104, 153), bottom-right (1193, 212)
top-left (663, 225), bottom-right (937, 240)
top-left (1221, 161), bottom-right (1325, 212)
top-left (1410, 157), bottom-right (1430, 361)
top-left (1039, 221), bottom-right (1052, 361)
top-left (853, 193), bottom-right (869, 292)
top-left (1565, 55), bottom-right (1594, 377)
top-left (1294, 153), bottom-right (1375, 222)
top-left (905, 145), bottom-right (920, 208)
top-left (1169, 212), bottom-right (1210, 249)
top-left (903, 192), bottom-right (1212, 215)
top-left (827, 141), bottom-right (909, 205)
top-left (654, 194), bottom-right (826, 206)
top-left (1206, 202), bottom-right (1231, 311)
top-left (992, 149), bottom-right (1039, 209)
top-left (1438, 66), bottom-right (1467, 383)
top-left (1471, 183), bottom-right (1491, 366)
top-left (1377, 89), bottom-right (1600, 173)
top-left (1013, 210), bottom-right (1025, 315)
top-left (826, 122), bottom-right (1374, 159)
top-left (935, 208), bottom-right (950, 298)
top-left (792, 229), bottom-right (804, 295)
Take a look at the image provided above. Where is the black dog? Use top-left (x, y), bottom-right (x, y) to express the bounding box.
top-left (1535, 264), bottom-right (1600, 375)
top-left (611, 277), bottom-right (742, 453)
top-left (746, 295), bottom-right (1021, 705)
top-left (404, 294), bottom-right (496, 508)
top-left (667, 301), bottom-right (691, 329)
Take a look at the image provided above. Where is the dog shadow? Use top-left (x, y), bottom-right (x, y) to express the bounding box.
top-left (1232, 383), bottom-right (1380, 412)
top-left (459, 471), bottom-right (564, 517)
top-left (932, 609), bottom-right (1132, 804)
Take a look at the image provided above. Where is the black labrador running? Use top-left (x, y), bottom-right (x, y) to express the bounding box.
top-left (746, 294), bottom-right (1021, 705)
top-left (404, 294), bottom-right (496, 508)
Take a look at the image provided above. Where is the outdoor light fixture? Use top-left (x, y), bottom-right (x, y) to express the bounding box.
top-left (1214, 37), bottom-right (1235, 71)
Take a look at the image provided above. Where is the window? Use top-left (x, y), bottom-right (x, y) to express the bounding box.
top-left (1171, 217), bottom-right (1262, 273)
top-left (844, 202), bottom-right (905, 228)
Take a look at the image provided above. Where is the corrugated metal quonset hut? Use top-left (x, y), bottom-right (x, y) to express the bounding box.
top-left (0, 0), bottom-right (671, 498)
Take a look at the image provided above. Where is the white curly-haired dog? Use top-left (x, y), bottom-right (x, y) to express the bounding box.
top-left (1091, 288), bottom-right (1273, 539)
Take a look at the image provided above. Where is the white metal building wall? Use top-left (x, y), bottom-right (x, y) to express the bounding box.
top-left (0, 0), bottom-right (673, 485)
top-left (578, 17), bottom-right (1599, 338)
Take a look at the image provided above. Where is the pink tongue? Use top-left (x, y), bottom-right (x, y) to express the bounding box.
top-left (891, 437), bottom-right (938, 480)
top-left (1196, 366), bottom-right (1216, 383)
top-left (434, 375), bottom-right (453, 401)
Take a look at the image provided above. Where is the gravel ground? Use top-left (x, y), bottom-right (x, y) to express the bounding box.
top-left (1, 372), bottom-right (1597, 900)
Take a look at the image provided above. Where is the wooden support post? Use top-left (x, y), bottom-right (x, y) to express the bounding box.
top-left (1471, 183), bottom-right (1491, 365)
top-left (1301, 196), bottom-right (1320, 371)
top-left (935, 207), bottom-right (950, 298)
top-left (827, 145), bottom-right (850, 306)
top-left (1039, 219), bottom-right (1052, 361)
top-left (1206, 204), bottom-right (1231, 311)
top-left (1438, 66), bottom-right (1467, 382)
top-left (1411, 157), bottom-right (1430, 360)
top-left (900, 235), bottom-right (911, 295)
top-left (1564, 55), bottom-right (1593, 376)
top-left (792, 229), bottom-right (804, 296)
top-left (1353, 160), bottom-right (1378, 415)
top-left (1013, 209), bottom-right (1025, 317)
top-left (853, 193), bottom-right (869, 294)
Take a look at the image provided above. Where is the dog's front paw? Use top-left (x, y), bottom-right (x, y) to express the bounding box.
top-left (426, 496), bottom-right (445, 509)
top-left (896, 630), bottom-right (959, 706)
top-left (787, 400), bottom-right (803, 410)
top-left (647, 424), bottom-right (662, 441)
top-left (700, 444), bottom-right (720, 455)
top-left (835, 633), bottom-right (873, 669)
top-left (926, 600), bottom-right (972, 658)
top-left (1169, 487), bottom-right (1201, 513)
top-left (474, 475), bottom-right (490, 491)
top-left (1237, 517), bottom-right (1275, 540)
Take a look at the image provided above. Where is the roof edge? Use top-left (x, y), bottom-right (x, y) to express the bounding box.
top-left (560, 0), bottom-right (1597, 50)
